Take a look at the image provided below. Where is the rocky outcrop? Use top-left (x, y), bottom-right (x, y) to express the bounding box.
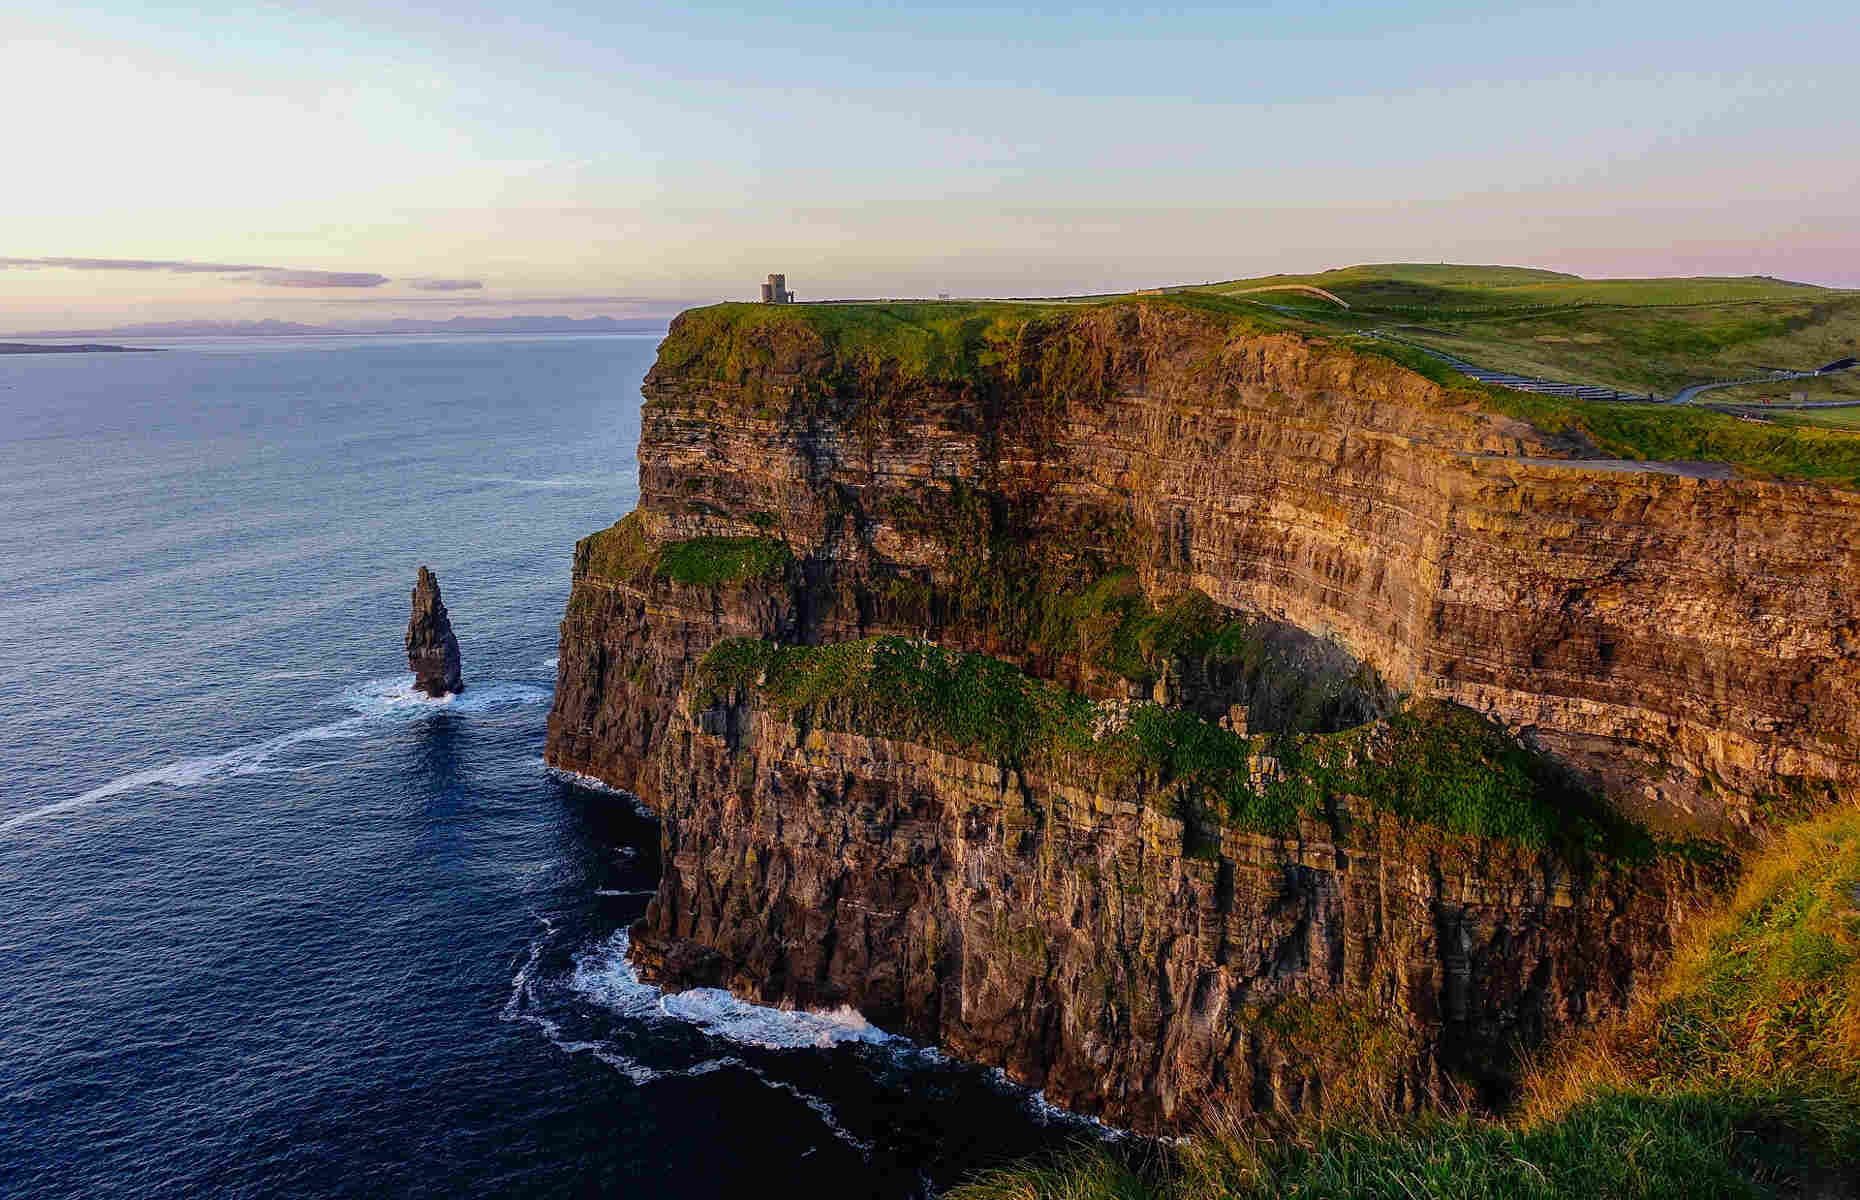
top-left (543, 299), bottom-right (1860, 1130)
top-left (632, 692), bottom-right (1697, 1131)
top-left (407, 566), bottom-right (463, 697)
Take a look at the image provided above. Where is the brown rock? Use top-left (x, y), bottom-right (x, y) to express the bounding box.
top-left (541, 300), bottom-right (1860, 1130)
top-left (406, 566), bottom-right (463, 697)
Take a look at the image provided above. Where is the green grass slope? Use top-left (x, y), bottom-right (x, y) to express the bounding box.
top-left (665, 269), bottom-right (1860, 488)
top-left (1195, 264), bottom-right (1859, 402)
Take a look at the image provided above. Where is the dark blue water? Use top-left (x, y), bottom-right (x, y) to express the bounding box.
top-left (0, 335), bottom-right (1086, 1199)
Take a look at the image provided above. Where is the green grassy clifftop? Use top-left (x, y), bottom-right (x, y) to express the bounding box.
top-left (654, 274), bottom-right (1860, 489)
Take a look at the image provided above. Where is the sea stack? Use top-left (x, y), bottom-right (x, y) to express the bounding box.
top-left (406, 566), bottom-right (463, 697)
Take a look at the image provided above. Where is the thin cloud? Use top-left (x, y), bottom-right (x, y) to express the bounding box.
top-left (1, 256), bottom-right (390, 288)
top-left (407, 278), bottom-right (484, 291)
top-left (254, 270), bottom-right (389, 288)
top-left (0, 256), bottom-right (268, 273)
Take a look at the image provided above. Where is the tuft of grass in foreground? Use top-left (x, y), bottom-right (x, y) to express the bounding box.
top-left (692, 636), bottom-right (1636, 854)
top-left (950, 803), bottom-right (1860, 1200)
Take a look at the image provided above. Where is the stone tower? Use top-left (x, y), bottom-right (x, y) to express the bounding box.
top-left (759, 273), bottom-right (794, 304)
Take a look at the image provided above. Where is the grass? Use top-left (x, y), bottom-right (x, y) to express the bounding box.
top-left (571, 513), bottom-right (790, 587)
top-left (1378, 296), bottom-right (1860, 397)
top-left (949, 803), bottom-right (1860, 1200)
top-left (692, 635), bottom-right (1639, 855)
top-left (1477, 395), bottom-right (1860, 487)
top-left (654, 298), bottom-right (1069, 394)
top-left (1705, 369), bottom-right (1860, 409)
top-left (653, 535), bottom-right (791, 586)
top-left (1769, 405), bottom-right (1860, 431)
top-left (1205, 264), bottom-right (1831, 315)
top-left (659, 272), bottom-right (1860, 490)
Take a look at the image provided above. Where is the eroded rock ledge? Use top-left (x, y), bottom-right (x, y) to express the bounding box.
top-left (544, 299), bottom-right (1859, 1130)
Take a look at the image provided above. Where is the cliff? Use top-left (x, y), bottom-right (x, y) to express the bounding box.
top-left (544, 297), bottom-right (1860, 1130)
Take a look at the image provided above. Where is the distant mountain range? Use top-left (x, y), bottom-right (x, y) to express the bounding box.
top-left (4, 315), bottom-right (670, 339)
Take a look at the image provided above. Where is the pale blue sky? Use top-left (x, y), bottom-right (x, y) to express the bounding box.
top-left (3, 1), bottom-right (1855, 327)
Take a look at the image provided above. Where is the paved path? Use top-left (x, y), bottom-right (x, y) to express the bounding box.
top-left (1368, 332), bottom-right (1655, 402)
top-left (1377, 332), bottom-right (1856, 407)
top-left (1225, 284), bottom-right (1351, 308)
top-left (1672, 372), bottom-right (1818, 405)
top-left (1460, 453), bottom-right (1739, 479)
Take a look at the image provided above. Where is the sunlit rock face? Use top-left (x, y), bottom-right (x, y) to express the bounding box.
top-left (544, 301), bottom-right (1860, 1130)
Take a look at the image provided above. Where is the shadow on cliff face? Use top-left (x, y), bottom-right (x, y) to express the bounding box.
top-left (1173, 618), bottom-right (1397, 737)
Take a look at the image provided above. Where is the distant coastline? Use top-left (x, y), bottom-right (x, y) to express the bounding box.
top-left (0, 342), bottom-right (163, 355)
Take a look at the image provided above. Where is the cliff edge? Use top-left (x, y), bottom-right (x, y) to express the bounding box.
top-left (544, 297), bottom-right (1860, 1130)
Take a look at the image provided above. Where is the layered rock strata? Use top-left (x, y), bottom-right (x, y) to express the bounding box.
top-left (544, 299), bottom-right (1860, 1129)
top-left (631, 690), bottom-right (1692, 1131)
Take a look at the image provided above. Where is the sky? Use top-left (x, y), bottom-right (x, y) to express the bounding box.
top-left (3, 0), bottom-right (1856, 330)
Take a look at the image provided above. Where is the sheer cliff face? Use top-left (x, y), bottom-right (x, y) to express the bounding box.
top-left (544, 301), bottom-right (1860, 1129)
top-left (632, 701), bottom-right (1687, 1131)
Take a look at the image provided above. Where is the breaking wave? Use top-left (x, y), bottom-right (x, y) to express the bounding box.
top-left (2, 674), bottom-right (550, 835)
top-left (503, 925), bottom-right (894, 1156)
top-left (540, 763), bottom-right (657, 820)
top-left (340, 676), bottom-right (551, 717)
top-left (2, 720), bottom-right (372, 834)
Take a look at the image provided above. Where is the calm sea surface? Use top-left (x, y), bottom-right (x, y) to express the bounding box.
top-left (0, 334), bottom-right (1087, 1198)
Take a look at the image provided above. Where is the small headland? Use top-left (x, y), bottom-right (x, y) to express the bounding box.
top-left (0, 342), bottom-right (164, 354)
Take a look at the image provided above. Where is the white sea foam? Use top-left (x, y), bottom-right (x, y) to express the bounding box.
top-left (741, 1068), bottom-right (876, 1156)
top-left (1, 674), bottom-right (550, 835)
top-left (986, 1069), bottom-right (1131, 1141)
top-left (570, 930), bottom-right (899, 1052)
top-left (541, 765), bottom-right (657, 820)
top-left (1, 718), bottom-right (372, 834)
top-left (340, 675), bottom-right (551, 717)
top-left (659, 990), bottom-right (896, 1051)
top-left (542, 656), bottom-right (559, 670)
top-left (505, 920), bottom-right (741, 1085)
top-left (561, 931), bottom-right (883, 1154)
top-left (595, 888), bottom-right (656, 897)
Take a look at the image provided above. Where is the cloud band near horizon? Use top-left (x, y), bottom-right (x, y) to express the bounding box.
top-left (0, 256), bottom-right (475, 290)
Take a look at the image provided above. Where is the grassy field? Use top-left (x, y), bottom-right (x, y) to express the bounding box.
top-left (1203, 264), bottom-right (1831, 312)
top-left (1705, 371), bottom-right (1860, 408)
top-left (1190, 266), bottom-right (1860, 401)
top-left (673, 266), bottom-right (1860, 488)
top-left (1769, 406), bottom-right (1860, 431)
top-left (950, 802), bottom-right (1860, 1200)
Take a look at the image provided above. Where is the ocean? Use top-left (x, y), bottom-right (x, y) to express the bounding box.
top-left (0, 334), bottom-right (1092, 1198)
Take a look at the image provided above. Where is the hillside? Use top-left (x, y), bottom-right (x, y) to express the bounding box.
top-left (1189, 264), bottom-right (1860, 406)
top-left (721, 287), bottom-right (1860, 489)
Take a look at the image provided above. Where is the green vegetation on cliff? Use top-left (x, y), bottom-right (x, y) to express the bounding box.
top-left (654, 299), bottom-right (1055, 393)
top-left (573, 513), bottom-right (790, 587)
top-left (1483, 395), bottom-right (1860, 488)
top-left (951, 802), bottom-right (1860, 1200)
top-left (653, 535), bottom-right (791, 586)
top-left (692, 635), bottom-right (1635, 854)
top-left (657, 265), bottom-right (1860, 490)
